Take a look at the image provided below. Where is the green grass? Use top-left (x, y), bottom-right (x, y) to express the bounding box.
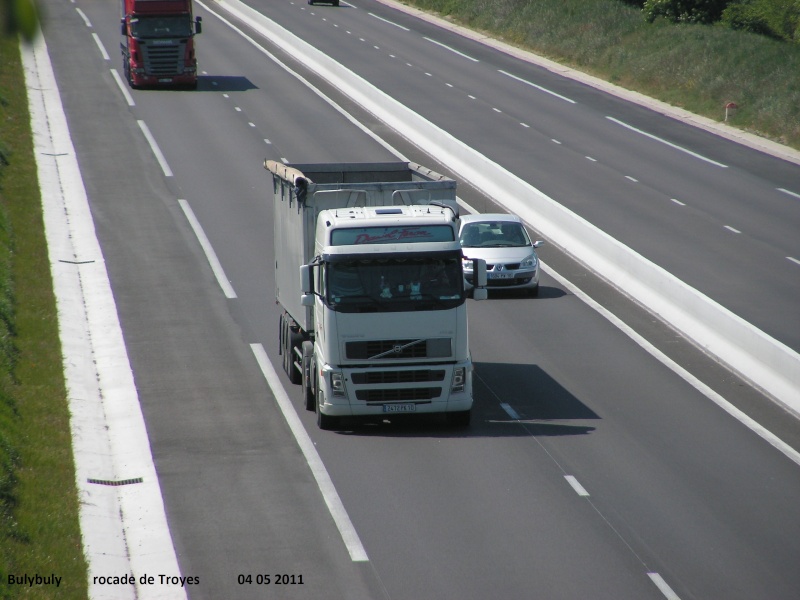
top-left (400, 0), bottom-right (800, 149)
top-left (0, 36), bottom-right (88, 599)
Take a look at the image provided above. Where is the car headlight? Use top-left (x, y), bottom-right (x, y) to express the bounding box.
top-left (451, 367), bottom-right (465, 393)
top-left (330, 371), bottom-right (346, 397)
top-left (521, 253), bottom-right (538, 269)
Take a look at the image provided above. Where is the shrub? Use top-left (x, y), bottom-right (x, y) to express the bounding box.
top-left (643, 0), bottom-right (732, 23)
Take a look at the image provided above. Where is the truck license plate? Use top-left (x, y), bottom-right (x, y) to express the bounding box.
top-left (383, 403), bottom-right (416, 413)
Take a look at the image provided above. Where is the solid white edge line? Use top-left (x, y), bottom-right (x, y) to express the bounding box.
top-left (540, 259), bottom-right (800, 468)
top-left (23, 32), bottom-right (186, 600)
top-left (564, 475), bottom-right (590, 497)
top-left (250, 344), bottom-right (369, 562)
top-left (110, 69), bottom-right (135, 106)
top-left (177, 200), bottom-right (238, 299)
top-left (195, 0), bottom-right (406, 161)
top-left (606, 116), bottom-right (728, 168)
top-left (648, 572), bottom-right (682, 600)
top-left (137, 120), bottom-right (173, 177)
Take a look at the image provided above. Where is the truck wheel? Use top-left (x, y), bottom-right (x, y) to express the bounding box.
top-left (447, 410), bottom-right (471, 428)
top-left (302, 343), bottom-right (315, 411)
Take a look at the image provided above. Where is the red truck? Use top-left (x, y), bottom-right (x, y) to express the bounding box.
top-left (120, 0), bottom-right (202, 89)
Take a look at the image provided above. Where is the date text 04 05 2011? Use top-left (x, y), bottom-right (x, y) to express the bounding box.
top-left (238, 574), bottom-right (304, 585)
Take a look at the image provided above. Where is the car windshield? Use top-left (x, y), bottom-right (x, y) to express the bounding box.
top-left (326, 255), bottom-right (463, 312)
top-left (130, 16), bottom-right (193, 38)
top-left (460, 221), bottom-right (531, 248)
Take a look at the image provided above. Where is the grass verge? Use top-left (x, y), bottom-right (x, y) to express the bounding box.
top-left (399, 0), bottom-right (800, 150)
top-left (0, 36), bottom-right (88, 599)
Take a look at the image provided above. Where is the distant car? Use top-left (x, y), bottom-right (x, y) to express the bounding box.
top-left (308, 0), bottom-right (339, 5)
top-left (459, 213), bottom-right (543, 296)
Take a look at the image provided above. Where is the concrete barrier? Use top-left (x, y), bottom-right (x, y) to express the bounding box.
top-left (214, 0), bottom-right (800, 415)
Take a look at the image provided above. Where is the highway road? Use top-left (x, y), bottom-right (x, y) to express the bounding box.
top-left (33, 0), bottom-right (800, 598)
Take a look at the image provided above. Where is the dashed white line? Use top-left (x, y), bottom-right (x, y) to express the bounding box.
top-left (551, 138), bottom-right (561, 145)
top-left (498, 69), bottom-right (576, 104)
top-left (586, 156), bottom-right (597, 162)
top-left (137, 120), bottom-right (173, 177)
top-left (724, 225), bottom-right (742, 234)
top-left (670, 198), bottom-right (686, 206)
top-left (369, 12), bottom-right (410, 30)
top-left (606, 117), bottom-right (728, 168)
top-left (92, 33), bottom-right (109, 60)
top-left (625, 175), bottom-right (638, 182)
top-left (424, 37), bottom-right (479, 62)
top-left (787, 256), bottom-right (800, 266)
top-left (648, 572), bottom-right (682, 600)
top-left (110, 69), bottom-right (135, 106)
top-left (564, 475), bottom-right (590, 497)
top-left (521, 123), bottom-right (530, 128)
top-left (778, 187), bottom-right (800, 199)
top-left (250, 344), bottom-right (369, 562)
top-left (75, 7), bottom-right (92, 27)
top-left (500, 403), bottom-right (520, 420)
top-left (493, 107), bottom-right (502, 113)
top-left (178, 200), bottom-right (238, 299)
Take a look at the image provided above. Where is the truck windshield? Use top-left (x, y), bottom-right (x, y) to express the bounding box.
top-left (130, 16), bottom-right (192, 38)
top-left (326, 255), bottom-right (463, 312)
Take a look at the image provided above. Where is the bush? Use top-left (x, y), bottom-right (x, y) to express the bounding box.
top-left (721, 0), bottom-right (800, 41)
top-left (643, 0), bottom-right (732, 23)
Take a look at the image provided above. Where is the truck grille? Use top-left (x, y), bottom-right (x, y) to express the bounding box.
top-left (356, 387), bottom-right (442, 402)
top-left (141, 41), bottom-right (186, 75)
top-left (351, 369), bottom-right (445, 384)
top-left (346, 338), bottom-right (451, 360)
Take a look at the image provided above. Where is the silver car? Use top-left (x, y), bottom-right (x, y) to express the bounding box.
top-left (459, 214), bottom-right (543, 296)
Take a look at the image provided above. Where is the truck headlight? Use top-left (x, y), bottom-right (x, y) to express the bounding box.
top-left (330, 372), bottom-right (346, 397)
top-left (451, 367), bottom-right (465, 393)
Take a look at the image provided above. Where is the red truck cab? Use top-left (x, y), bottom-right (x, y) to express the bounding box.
top-left (120, 0), bottom-right (202, 89)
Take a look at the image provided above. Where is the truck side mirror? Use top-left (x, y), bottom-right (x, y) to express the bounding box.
top-left (472, 259), bottom-right (488, 301)
top-left (195, 16), bottom-right (202, 34)
top-left (121, 18), bottom-right (126, 36)
top-left (300, 264), bottom-right (315, 306)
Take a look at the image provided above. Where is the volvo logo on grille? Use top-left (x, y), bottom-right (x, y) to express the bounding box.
top-left (393, 345), bottom-right (403, 353)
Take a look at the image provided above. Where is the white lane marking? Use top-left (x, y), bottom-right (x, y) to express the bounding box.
top-left (670, 198), bottom-right (686, 206)
top-left (92, 33), bottom-right (109, 60)
top-left (778, 187), bottom-right (800, 199)
top-left (542, 258), bottom-right (800, 468)
top-left (24, 33), bottom-right (185, 599)
top-left (606, 117), bottom-right (728, 168)
top-left (724, 225), bottom-right (742, 234)
top-left (551, 138), bottom-right (561, 145)
top-left (493, 107), bottom-right (502, 113)
top-left (586, 156), bottom-right (597, 162)
top-left (250, 344), bottom-right (369, 562)
top-left (178, 200), bottom-right (238, 299)
top-left (75, 7), bottom-right (92, 27)
top-left (137, 120), bottom-right (173, 177)
top-left (369, 12), bottom-right (410, 30)
top-left (110, 69), bottom-right (135, 106)
top-left (424, 37), bottom-right (479, 62)
top-left (564, 475), bottom-right (590, 497)
top-left (648, 572), bottom-right (682, 600)
top-left (787, 257), bottom-right (800, 266)
top-left (498, 69), bottom-right (576, 104)
top-left (500, 403), bottom-right (520, 420)
top-left (521, 122), bottom-right (530, 128)
top-left (625, 175), bottom-right (638, 182)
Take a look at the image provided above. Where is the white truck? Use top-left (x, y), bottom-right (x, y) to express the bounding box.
top-left (266, 160), bottom-right (487, 430)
